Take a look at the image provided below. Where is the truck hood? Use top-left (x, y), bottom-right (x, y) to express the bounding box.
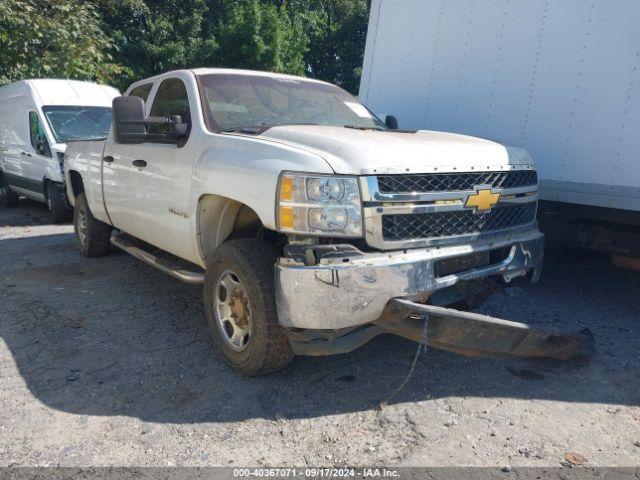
top-left (257, 125), bottom-right (534, 175)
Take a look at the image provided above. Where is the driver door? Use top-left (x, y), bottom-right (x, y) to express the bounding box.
top-left (24, 110), bottom-right (53, 197)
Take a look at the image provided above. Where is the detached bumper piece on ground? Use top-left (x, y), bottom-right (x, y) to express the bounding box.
top-left (289, 297), bottom-right (588, 361)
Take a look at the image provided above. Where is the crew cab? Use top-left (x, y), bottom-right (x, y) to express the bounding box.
top-left (64, 68), bottom-right (566, 376)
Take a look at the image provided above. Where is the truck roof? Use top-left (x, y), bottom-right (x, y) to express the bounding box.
top-left (0, 79), bottom-right (119, 107)
top-left (126, 68), bottom-right (332, 93)
top-left (191, 68), bottom-right (329, 85)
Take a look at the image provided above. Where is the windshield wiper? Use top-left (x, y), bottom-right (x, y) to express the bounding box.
top-left (223, 122), bottom-right (319, 135)
top-left (344, 124), bottom-right (386, 131)
top-left (223, 125), bottom-right (273, 135)
top-left (65, 137), bottom-right (107, 142)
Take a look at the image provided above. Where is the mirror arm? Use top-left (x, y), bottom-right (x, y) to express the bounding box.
top-left (121, 114), bottom-right (184, 124)
top-left (116, 130), bottom-right (187, 144)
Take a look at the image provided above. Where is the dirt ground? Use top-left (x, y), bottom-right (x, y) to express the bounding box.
top-left (0, 200), bottom-right (639, 468)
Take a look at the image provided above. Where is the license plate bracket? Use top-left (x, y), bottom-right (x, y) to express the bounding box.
top-left (435, 251), bottom-right (490, 277)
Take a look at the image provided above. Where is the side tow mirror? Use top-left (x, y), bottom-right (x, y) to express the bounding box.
top-left (385, 115), bottom-right (399, 130)
top-left (113, 96), bottom-right (147, 144)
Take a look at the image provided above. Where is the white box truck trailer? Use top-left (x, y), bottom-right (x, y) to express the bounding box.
top-left (0, 79), bottom-right (119, 222)
top-left (360, 0), bottom-right (640, 259)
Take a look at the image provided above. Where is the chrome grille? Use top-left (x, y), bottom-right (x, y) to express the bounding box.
top-left (381, 203), bottom-right (537, 241)
top-left (377, 171), bottom-right (537, 194)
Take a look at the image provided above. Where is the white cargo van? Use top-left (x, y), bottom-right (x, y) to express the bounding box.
top-left (0, 79), bottom-right (119, 222)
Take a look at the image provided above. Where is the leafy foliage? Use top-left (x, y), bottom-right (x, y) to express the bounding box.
top-left (288, 0), bottom-right (370, 94)
top-left (0, 0), bottom-right (371, 93)
top-left (216, 0), bottom-right (307, 75)
top-left (0, 0), bottom-right (125, 85)
top-left (94, 0), bottom-right (215, 87)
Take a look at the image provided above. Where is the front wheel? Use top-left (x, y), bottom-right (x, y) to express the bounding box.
top-left (74, 193), bottom-right (112, 257)
top-left (204, 238), bottom-right (294, 376)
top-left (46, 181), bottom-right (72, 223)
top-left (0, 174), bottom-right (19, 207)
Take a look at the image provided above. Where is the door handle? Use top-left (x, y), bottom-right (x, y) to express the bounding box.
top-left (132, 159), bottom-right (147, 168)
top-left (103, 155), bottom-right (114, 163)
top-left (21, 151), bottom-right (31, 157)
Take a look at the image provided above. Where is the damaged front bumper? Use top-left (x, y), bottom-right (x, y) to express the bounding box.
top-left (275, 228), bottom-right (544, 330)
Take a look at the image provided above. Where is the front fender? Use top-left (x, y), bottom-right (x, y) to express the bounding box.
top-left (191, 133), bottom-right (334, 231)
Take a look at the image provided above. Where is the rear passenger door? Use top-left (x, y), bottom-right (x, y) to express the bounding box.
top-left (102, 82), bottom-right (154, 239)
top-left (129, 76), bottom-right (198, 260)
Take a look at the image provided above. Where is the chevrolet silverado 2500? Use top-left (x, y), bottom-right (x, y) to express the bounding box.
top-left (64, 68), bottom-right (580, 376)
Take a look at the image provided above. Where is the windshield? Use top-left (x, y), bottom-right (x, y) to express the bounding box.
top-left (197, 74), bottom-right (386, 132)
top-left (42, 106), bottom-right (112, 142)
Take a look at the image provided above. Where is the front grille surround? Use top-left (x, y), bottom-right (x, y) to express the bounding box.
top-left (377, 170), bottom-right (537, 194)
top-left (381, 202), bottom-right (538, 241)
top-left (360, 169), bottom-right (539, 250)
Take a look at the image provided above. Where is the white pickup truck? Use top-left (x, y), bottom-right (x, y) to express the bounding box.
top-left (65, 68), bottom-right (580, 376)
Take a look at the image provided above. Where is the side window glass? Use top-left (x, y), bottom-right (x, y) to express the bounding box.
top-left (129, 83), bottom-right (153, 103)
top-left (148, 78), bottom-right (191, 136)
top-left (29, 112), bottom-right (51, 157)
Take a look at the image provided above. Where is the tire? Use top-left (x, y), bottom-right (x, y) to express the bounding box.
top-left (73, 193), bottom-right (112, 257)
top-left (204, 238), bottom-right (294, 376)
top-left (0, 174), bottom-right (19, 207)
top-left (46, 181), bottom-right (72, 223)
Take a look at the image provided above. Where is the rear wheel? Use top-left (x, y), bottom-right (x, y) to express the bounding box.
top-left (46, 181), bottom-right (72, 223)
top-left (0, 174), bottom-right (19, 207)
top-left (74, 193), bottom-right (112, 257)
top-left (204, 238), bottom-right (294, 376)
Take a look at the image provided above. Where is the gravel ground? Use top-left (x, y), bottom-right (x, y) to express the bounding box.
top-left (0, 201), bottom-right (639, 468)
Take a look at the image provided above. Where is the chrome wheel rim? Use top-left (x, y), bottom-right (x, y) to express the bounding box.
top-left (76, 206), bottom-right (88, 246)
top-left (214, 269), bottom-right (253, 352)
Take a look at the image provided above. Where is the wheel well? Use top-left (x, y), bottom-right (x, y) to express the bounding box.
top-left (68, 171), bottom-right (84, 205)
top-left (197, 195), bottom-right (273, 263)
top-left (231, 204), bottom-right (262, 238)
top-left (43, 178), bottom-right (51, 198)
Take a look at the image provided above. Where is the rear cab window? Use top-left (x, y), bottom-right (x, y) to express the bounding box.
top-left (128, 83), bottom-right (153, 103)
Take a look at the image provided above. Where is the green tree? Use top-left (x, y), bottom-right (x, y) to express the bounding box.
top-left (288, 0), bottom-right (370, 93)
top-left (0, 0), bottom-right (372, 94)
top-left (95, 0), bottom-right (218, 90)
top-left (216, 0), bottom-right (307, 75)
top-left (0, 0), bottom-right (124, 85)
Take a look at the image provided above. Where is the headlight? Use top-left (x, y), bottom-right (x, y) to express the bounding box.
top-left (277, 173), bottom-right (362, 237)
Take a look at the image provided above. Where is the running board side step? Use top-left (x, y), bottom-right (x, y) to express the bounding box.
top-left (110, 233), bottom-right (205, 285)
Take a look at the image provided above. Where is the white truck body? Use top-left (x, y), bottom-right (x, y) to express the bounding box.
top-left (66, 68), bottom-right (538, 268)
top-left (360, 0), bottom-right (640, 214)
top-left (64, 68), bottom-right (558, 374)
top-left (0, 79), bottom-right (119, 205)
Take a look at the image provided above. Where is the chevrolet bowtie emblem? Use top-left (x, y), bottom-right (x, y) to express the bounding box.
top-left (465, 188), bottom-right (501, 213)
